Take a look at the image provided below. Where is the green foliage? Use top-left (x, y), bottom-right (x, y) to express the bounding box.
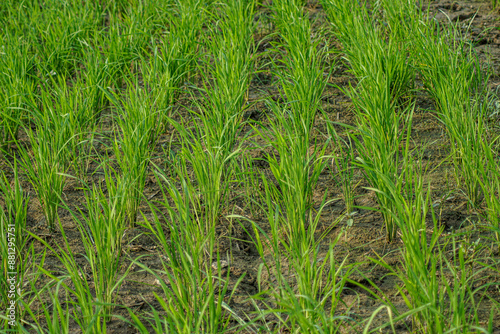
top-left (415, 19), bottom-right (489, 208)
top-left (0, 0), bottom-right (498, 332)
top-left (131, 168), bottom-right (242, 333)
top-left (0, 164), bottom-right (29, 330)
top-left (0, 37), bottom-right (37, 155)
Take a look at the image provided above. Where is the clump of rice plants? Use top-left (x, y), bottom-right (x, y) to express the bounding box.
top-left (130, 167), bottom-right (242, 333)
top-left (322, 0), bottom-right (415, 242)
top-left (69, 166), bottom-right (129, 325)
top-left (0, 163), bottom-right (29, 330)
top-left (0, 38), bottom-right (36, 156)
top-left (29, 165), bottom-right (130, 333)
top-left (415, 19), bottom-right (489, 208)
top-left (17, 87), bottom-right (71, 231)
top-left (171, 0), bottom-right (255, 229)
top-left (325, 122), bottom-right (359, 224)
top-left (105, 76), bottom-right (162, 227)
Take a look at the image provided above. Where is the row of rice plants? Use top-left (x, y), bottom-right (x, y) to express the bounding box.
top-left (322, 0), bottom-right (415, 243)
top-left (237, 1), bottom-right (353, 332)
top-left (100, 0), bottom-right (209, 229)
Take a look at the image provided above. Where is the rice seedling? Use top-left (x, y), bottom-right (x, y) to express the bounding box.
top-left (44, 76), bottom-right (100, 183)
top-left (26, 0), bottom-right (98, 79)
top-left (0, 37), bottom-right (37, 156)
top-left (377, 0), bottom-right (423, 42)
top-left (478, 139), bottom-right (500, 251)
top-left (27, 165), bottom-right (130, 332)
top-left (100, 21), bottom-right (140, 90)
top-left (104, 76), bottom-right (161, 227)
top-left (79, 47), bottom-right (115, 127)
top-left (254, 100), bottom-right (329, 250)
top-left (21, 279), bottom-right (71, 334)
top-left (359, 150), bottom-right (495, 332)
top-left (261, 0), bottom-right (331, 244)
top-left (365, 153), bottom-right (445, 331)
top-left (17, 97), bottom-right (70, 231)
top-left (66, 165), bottom-right (129, 324)
top-left (139, 51), bottom-right (179, 135)
top-left (415, 18), bottom-right (489, 208)
top-left (324, 122), bottom-right (359, 224)
top-left (321, 0), bottom-right (415, 104)
top-left (139, 27), bottom-right (196, 133)
top-left (272, 0), bottom-right (330, 139)
top-left (0, 163), bottom-right (29, 330)
top-left (349, 82), bottom-right (415, 243)
top-left (30, 231), bottom-right (112, 333)
top-left (160, 0), bottom-right (209, 86)
top-left (234, 171), bottom-right (350, 333)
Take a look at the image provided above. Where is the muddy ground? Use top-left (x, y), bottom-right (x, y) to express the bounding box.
top-left (2, 0), bottom-right (500, 333)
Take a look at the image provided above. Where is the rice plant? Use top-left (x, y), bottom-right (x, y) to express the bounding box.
top-left (367, 154), bottom-right (494, 332)
top-left (478, 139), bottom-right (500, 251)
top-left (377, 0), bottom-right (423, 43)
top-left (0, 163), bottom-right (29, 330)
top-left (322, 0), bottom-right (414, 104)
top-left (0, 37), bottom-right (37, 156)
top-left (26, 0), bottom-right (98, 79)
top-left (415, 19), bottom-right (489, 208)
top-left (272, 0), bottom-right (330, 139)
top-left (29, 165), bottom-right (129, 332)
top-left (17, 92), bottom-right (71, 231)
top-left (140, 35), bottom-right (188, 132)
top-left (21, 279), bottom-right (70, 334)
top-left (235, 171), bottom-right (350, 333)
top-left (254, 100), bottom-right (330, 251)
top-left (31, 232), bottom-right (113, 333)
top-left (105, 77), bottom-right (161, 227)
top-left (163, 0), bottom-right (210, 85)
top-left (131, 168), bottom-right (242, 333)
top-left (45, 76), bottom-right (100, 183)
top-left (67, 166), bottom-right (129, 324)
top-left (79, 46), bottom-right (114, 127)
top-left (325, 122), bottom-right (359, 223)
